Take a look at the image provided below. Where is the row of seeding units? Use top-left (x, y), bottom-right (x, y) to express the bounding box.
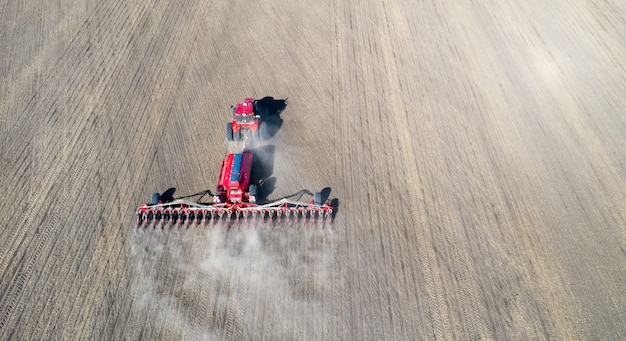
top-left (135, 98), bottom-right (333, 227)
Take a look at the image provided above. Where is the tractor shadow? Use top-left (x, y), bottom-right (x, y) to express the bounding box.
top-left (255, 97), bottom-right (286, 139)
top-left (248, 144), bottom-right (276, 203)
top-left (161, 187), bottom-right (176, 202)
top-left (321, 187), bottom-right (340, 220)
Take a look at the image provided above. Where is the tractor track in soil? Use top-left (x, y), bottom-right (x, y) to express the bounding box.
top-left (22, 2), bottom-right (162, 328)
top-left (0, 0), bottom-right (140, 320)
top-left (2, 0), bottom-right (626, 340)
top-left (0, 113), bottom-right (96, 337)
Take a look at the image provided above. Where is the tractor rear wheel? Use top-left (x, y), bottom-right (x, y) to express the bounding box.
top-left (151, 192), bottom-right (161, 205)
top-left (249, 184), bottom-right (258, 204)
top-left (226, 123), bottom-right (234, 142)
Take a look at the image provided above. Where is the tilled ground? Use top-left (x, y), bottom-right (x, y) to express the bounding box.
top-left (1, 0), bottom-right (625, 340)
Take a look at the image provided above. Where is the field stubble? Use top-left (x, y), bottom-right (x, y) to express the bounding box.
top-left (1, 0), bottom-right (625, 340)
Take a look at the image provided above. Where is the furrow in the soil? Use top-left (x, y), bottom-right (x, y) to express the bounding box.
top-left (393, 100), bottom-right (451, 338)
top-left (201, 230), bottom-right (222, 339)
top-left (232, 258), bottom-right (251, 341)
top-left (87, 0), bottom-right (195, 334)
top-left (87, 2), bottom-right (206, 339)
top-left (328, 2), bottom-right (348, 339)
top-left (2, 156), bottom-right (83, 338)
top-left (0, 144), bottom-right (52, 301)
top-left (307, 230), bottom-right (318, 340)
top-left (335, 8), bottom-right (376, 335)
top-left (0, 2), bottom-right (98, 133)
top-left (69, 116), bottom-right (151, 338)
top-left (335, 73), bottom-right (364, 339)
top-left (0, 1), bottom-right (155, 338)
top-left (447, 213), bottom-right (483, 339)
top-left (123, 232), bottom-right (158, 340)
top-left (117, 231), bottom-right (156, 341)
top-left (2, 0), bottom-right (626, 340)
top-left (30, 8), bottom-right (152, 340)
top-left (0, 0), bottom-right (138, 296)
top-left (258, 231), bottom-right (279, 340)
top-left (76, 110), bottom-right (146, 339)
top-left (0, 154), bottom-right (35, 298)
top-left (105, 232), bottom-right (138, 341)
top-left (84, 68), bottom-right (164, 340)
top-left (83, 221), bottom-right (129, 341)
top-left (434, 91), bottom-right (490, 338)
top-left (156, 234), bottom-right (189, 341)
top-left (248, 249), bottom-right (265, 340)
top-left (372, 75), bottom-right (423, 338)
top-left (139, 232), bottom-right (173, 340)
top-left (213, 273), bottom-right (229, 339)
top-left (30, 144), bottom-right (102, 339)
top-left (221, 269), bottom-right (240, 341)
top-left (140, 211), bottom-right (187, 338)
top-left (0, 112), bottom-right (98, 338)
top-left (190, 240), bottom-right (215, 341)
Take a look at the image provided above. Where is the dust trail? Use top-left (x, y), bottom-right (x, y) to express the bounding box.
top-left (129, 223), bottom-right (336, 340)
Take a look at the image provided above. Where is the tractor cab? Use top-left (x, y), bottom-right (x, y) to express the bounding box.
top-left (235, 113), bottom-right (255, 124)
top-left (233, 98), bottom-right (257, 121)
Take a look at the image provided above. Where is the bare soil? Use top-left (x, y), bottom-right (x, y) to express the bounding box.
top-left (1, 0), bottom-right (625, 340)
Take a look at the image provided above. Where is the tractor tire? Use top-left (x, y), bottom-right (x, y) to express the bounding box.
top-left (249, 184), bottom-right (258, 204)
top-left (151, 192), bottom-right (161, 205)
top-left (226, 123), bottom-right (234, 142)
top-left (233, 129), bottom-right (241, 141)
top-left (252, 101), bottom-right (259, 114)
top-left (259, 121), bottom-right (269, 140)
top-left (314, 192), bottom-right (322, 206)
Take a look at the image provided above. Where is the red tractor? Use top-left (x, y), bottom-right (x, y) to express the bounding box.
top-left (136, 152), bottom-right (333, 226)
top-left (226, 98), bottom-right (269, 142)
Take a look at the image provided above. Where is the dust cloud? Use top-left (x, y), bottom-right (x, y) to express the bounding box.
top-left (129, 224), bottom-right (336, 340)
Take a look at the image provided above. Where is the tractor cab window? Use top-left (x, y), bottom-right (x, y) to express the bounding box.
top-left (235, 114), bottom-right (254, 123)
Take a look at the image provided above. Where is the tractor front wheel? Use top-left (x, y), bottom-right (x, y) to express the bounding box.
top-left (151, 192), bottom-right (161, 205)
top-left (249, 184), bottom-right (258, 204)
top-left (226, 123), bottom-right (234, 142)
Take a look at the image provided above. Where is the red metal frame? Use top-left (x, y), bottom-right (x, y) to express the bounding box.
top-left (214, 152), bottom-right (253, 203)
top-left (135, 152), bottom-right (333, 226)
top-left (136, 198), bottom-right (332, 226)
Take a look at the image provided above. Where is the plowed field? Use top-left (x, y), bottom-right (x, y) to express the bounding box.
top-left (1, 0), bottom-right (625, 339)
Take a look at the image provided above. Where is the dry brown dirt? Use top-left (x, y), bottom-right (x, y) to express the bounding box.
top-left (1, 0), bottom-right (625, 340)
